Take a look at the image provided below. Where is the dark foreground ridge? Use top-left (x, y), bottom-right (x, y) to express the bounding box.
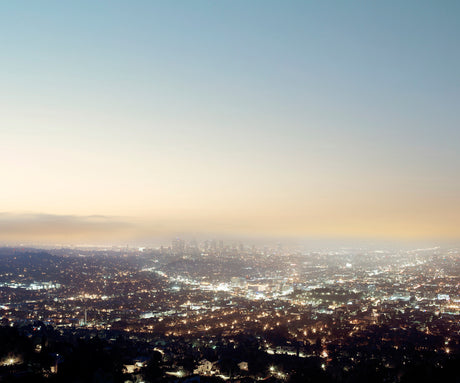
top-left (0, 323), bottom-right (459, 383)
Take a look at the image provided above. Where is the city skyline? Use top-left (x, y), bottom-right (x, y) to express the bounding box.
top-left (2, 1), bottom-right (460, 245)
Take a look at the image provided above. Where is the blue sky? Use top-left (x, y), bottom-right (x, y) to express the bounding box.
top-left (1, 1), bottom-right (460, 244)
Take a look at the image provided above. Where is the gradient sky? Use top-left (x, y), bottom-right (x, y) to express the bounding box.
top-left (1, 1), bottom-right (460, 244)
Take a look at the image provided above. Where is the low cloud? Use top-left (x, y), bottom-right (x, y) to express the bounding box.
top-left (0, 212), bottom-right (136, 243)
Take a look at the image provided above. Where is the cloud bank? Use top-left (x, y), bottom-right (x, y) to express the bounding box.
top-left (0, 212), bottom-right (136, 244)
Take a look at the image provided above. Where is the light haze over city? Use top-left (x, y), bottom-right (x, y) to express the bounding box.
top-left (1, 1), bottom-right (459, 245)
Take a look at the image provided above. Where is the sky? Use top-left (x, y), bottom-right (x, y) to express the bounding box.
top-left (1, 1), bottom-right (460, 245)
